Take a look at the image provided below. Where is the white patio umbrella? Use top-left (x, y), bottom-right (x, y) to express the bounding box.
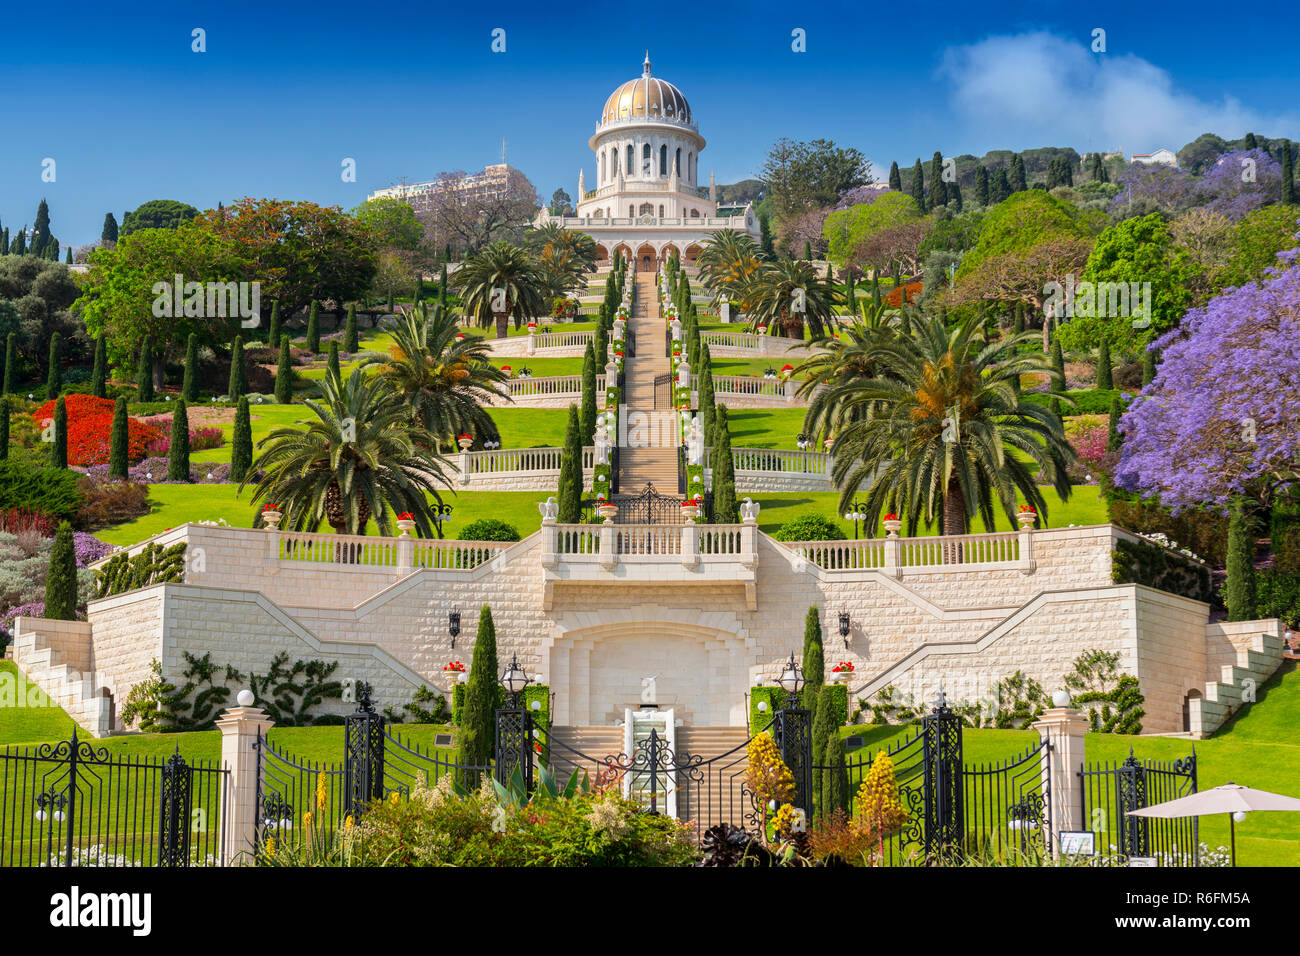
top-left (1127, 783), bottom-right (1300, 866)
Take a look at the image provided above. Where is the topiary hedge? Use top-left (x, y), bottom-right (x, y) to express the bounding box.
top-left (748, 686), bottom-right (783, 734)
top-left (773, 512), bottom-right (842, 542)
top-left (459, 518), bottom-right (521, 542)
top-left (1112, 536), bottom-right (1214, 605)
top-left (1025, 388), bottom-right (1126, 416)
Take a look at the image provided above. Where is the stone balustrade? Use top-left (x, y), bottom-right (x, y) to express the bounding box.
top-left (699, 330), bottom-right (815, 356)
top-left (457, 445), bottom-right (598, 490)
top-left (789, 530), bottom-right (1029, 576)
top-left (504, 374), bottom-right (607, 401)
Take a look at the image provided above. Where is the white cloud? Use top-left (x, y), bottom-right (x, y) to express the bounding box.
top-left (937, 31), bottom-right (1297, 154)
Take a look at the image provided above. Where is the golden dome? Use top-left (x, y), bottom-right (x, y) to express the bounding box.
top-left (600, 53), bottom-right (691, 126)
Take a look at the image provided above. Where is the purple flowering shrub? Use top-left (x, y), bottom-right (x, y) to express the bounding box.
top-left (84, 459), bottom-right (232, 484)
top-left (73, 532), bottom-right (115, 568)
top-left (1116, 223), bottom-right (1300, 510)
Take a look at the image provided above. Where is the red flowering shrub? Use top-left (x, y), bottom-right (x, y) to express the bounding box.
top-left (33, 395), bottom-right (163, 467)
top-left (885, 282), bottom-right (923, 307)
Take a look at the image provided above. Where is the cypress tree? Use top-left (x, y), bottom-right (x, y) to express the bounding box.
top-left (168, 399), bottom-right (190, 481)
top-left (227, 335), bottom-right (246, 402)
top-left (64, 247), bottom-right (72, 264)
top-left (909, 158), bottom-right (926, 211)
top-left (267, 300), bottom-right (281, 347)
top-left (698, 344), bottom-right (716, 441)
top-left (439, 263), bottom-right (449, 310)
top-left (810, 683), bottom-right (835, 819)
top-left (1096, 337), bottom-right (1113, 390)
top-left (0, 401), bottom-right (7, 460)
top-left (803, 240), bottom-right (813, 261)
top-left (1225, 503), bottom-right (1257, 622)
top-left (991, 166), bottom-right (1011, 203)
top-left (802, 605), bottom-right (825, 694)
top-left (711, 404), bottom-right (737, 522)
top-left (455, 605), bottom-right (501, 780)
top-left (871, 273), bottom-right (881, 307)
top-left (556, 404), bottom-right (584, 522)
top-left (929, 151), bottom-right (947, 208)
top-left (975, 165), bottom-right (990, 206)
top-left (1051, 338), bottom-right (1065, 390)
top-left (306, 301), bottom-right (320, 353)
top-left (327, 340), bottom-right (340, 383)
top-left (1010, 154), bottom-right (1027, 192)
top-left (11, 227), bottom-right (25, 256)
top-left (949, 181), bottom-right (963, 211)
top-left (92, 335), bottom-right (107, 398)
top-left (4, 332), bottom-right (16, 394)
top-left (344, 302), bottom-right (358, 353)
top-left (45, 522), bottom-right (78, 620)
top-left (1281, 140), bottom-right (1295, 206)
top-left (1013, 301), bottom-right (1025, 334)
top-left (136, 337), bottom-right (155, 402)
top-left (820, 721), bottom-right (849, 818)
top-left (181, 333), bottom-right (199, 402)
top-left (46, 331), bottom-right (62, 396)
top-left (102, 212), bottom-right (119, 243)
top-left (109, 397), bottom-right (128, 479)
top-left (1244, 132), bottom-right (1258, 150)
top-left (579, 342), bottom-right (597, 443)
top-left (230, 396), bottom-right (252, 482)
top-left (272, 334), bottom-right (293, 404)
top-left (1107, 395), bottom-right (1124, 452)
top-left (1142, 345), bottom-right (1157, 386)
top-left (50, 396), bottom-right (68, 468)
top-left (32, 199), bottom-right (51, 258)
top-left (888, 160), bottom-right (902, 191)
top-left (593, 320), bottom-right (608, 372)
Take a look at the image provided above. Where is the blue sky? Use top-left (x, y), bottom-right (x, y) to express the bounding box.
top-left (4, 0), bottom-right (1297, 248)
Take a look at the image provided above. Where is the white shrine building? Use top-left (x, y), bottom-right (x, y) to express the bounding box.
top-left (534, 53), bottom-right (761, 271)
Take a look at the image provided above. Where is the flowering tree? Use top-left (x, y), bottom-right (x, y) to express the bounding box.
top-left (1109, 163), bottom-right (1197, 218)
top-left (1116, 225), bottom-right (1300, 510)
top-left (1195, 149), bottom-right (1282, 221)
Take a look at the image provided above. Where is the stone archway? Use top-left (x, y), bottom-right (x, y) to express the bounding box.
top-left (635, 242), bottom-right (658, 273)
top-left (594, 243), bottom-right (610, 266)
top-left (544, 609), bottom-right (754, 727)
top-left (684, 243), bottom-right (703, 265)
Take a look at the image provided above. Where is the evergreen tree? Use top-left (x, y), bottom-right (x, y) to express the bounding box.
top-left (1142, 345), bottom-right (1156, 386)
top-left (1107, 394), bottom-right (1124, 452)
top-left (1096, 337), bottom-right (1113, 390)
top-left (1013, 301), bottom-right (1025, 334)
top-left (136, 337), bottom-right (155, 402)
top-left (327, 340), bottom-right (340, 383)
top-left (1088, 153), bottom-right (1104, 182)
top-left (810, 683), bottom-right (835, 819)
top-left (974, 165), bottom-right (990, 206)
top-left (109, 397), bottom-right (128, 479)
top-left (52, 396), bottom-right (68, 468)
top-left (949, 181), bottom-right (963, 211)
top-left (4, 332), bottom-right (17, 395)
top-left (267, 300), bottom-right (281, 347)
top-left (804, 240), bottom-right (813, 261)
top-left (230, 396), bottom-right (252, 482)
top-left (306, 300), bottom-right (320, 353)
top-left (92, 335), bottom-right (109, 399)
top-left (11, 227), bottom-right (25, 256)
top-left (871, 273), bottom-right (881, 307)
top-left (711, 404), bottom-right (737, 522)
top-left (1010, 154), bottom-right (1027, 192)
top-left (275, 335), bottom-right (293, 403)
top-left (102, 212), bottom-right (119, 243)
top-left (698, 344), bottom-right (716, 443)
top-left (556, 404), bottom-right (584, 522)
top-left (45, 522), bottom-right (78, 620)
top-left (802, 605), bottom-right (825, 695)
top-left (888, 160), bottom-right (902, 191)
top-left (344, 302), bottom-right (358, 353)
top-left (819, 722), bottom-right (849, 818)
top-left (909, 158), bottom-right (926, 211)
top-left (181, 333), bottom-right (199, 402)
top-left (1051, 338), bottom-right (1065, 390)
top-left (929, 151), bottom-right (947, 208)
top-left (579, 342), bottom-right (597, 443)
top-left (64, 247), bottom-right (72, 264)
top-left (168, 399), bottom-right (190, 481)
top-left (1281, 140), bottom-right (1295, 206)
top-left (455, 604), bottom-right (501, 781)
top-left (0, 401), bottom-right (8, 460)
top-left (227, 335), bottom-right (246, 402)
top-left (991, 166), bottom-right (1012, 203)
top-left (46, 332), bottom-right (62, 396)
top-left (1225, 503), bottom-right (1257, 621)
top-left (31, 199), bottom-right (51, 258)
top-left (593, 320), bottom-right (608, 373)
top-left (1244, 132), bottom-right (1258, 150)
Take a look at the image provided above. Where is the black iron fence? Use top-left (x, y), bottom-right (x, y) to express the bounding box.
top-left (0, 732), bottom-right (228, 867)
top-left (1080, 752), bottom-right (1198, 864)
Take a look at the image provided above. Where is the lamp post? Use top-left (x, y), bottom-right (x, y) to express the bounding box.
top-left (774, 652), bottom-right (811, 813)
top-left (838, 613), bottom-right (851, 648)
top-left (431, 503), bottom-right (453, 539)
top-left (843, 499), bottom-right (868, 539)
top-left (495, 654), bottom-right (534, 792)
top-left (448, 611), bottom-right (460, 650)
top-left (795, 432), bottom-right (812, 451)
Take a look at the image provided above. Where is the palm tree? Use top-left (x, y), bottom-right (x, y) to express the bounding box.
top-left (376, 302), bottom-right (509, 447)
top-left (830, 312), bottom-right (1074, 538)
top-left (747, 257), bottom-right (840, 339)
top-left (527, 222), bottom-right (597, 300)
top-left (243, 366), bottom-right (453, 537)
top-left (696, 231), bottom-right (763, 312)
top-left (454, 241), bottom-right (548, 338)
top-left (794, 301), bottom-right (898, 441)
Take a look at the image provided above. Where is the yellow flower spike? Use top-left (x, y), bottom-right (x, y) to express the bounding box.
top-left (344, 815), bottom-right (354, 830)
top-left (315, 771), bottom-right (329, 810)
top-left (303, 811), bottom-right (313, 828)
top-left (390, 791), bottom-right (400, 806)
top-left (264, 837), bottom-right (276, 858)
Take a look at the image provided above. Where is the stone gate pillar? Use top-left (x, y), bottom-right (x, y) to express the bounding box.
top-left (217, 702), bottom-right (275, 865)
top-left (1031, 703), bottom-right (1088, 857)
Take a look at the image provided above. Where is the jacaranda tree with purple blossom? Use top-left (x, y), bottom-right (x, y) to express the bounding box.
top-left (1116, 222), bottom-right (1300, 511)
top-left (1195, 149), bottom-right (1283, 221)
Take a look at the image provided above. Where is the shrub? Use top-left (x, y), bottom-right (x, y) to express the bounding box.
top-left (75, 478), bottom-right (150, 529)
top-left (188, 426), bottom-right (224, 451)
top-left (0, 508), bottom-right (55, 537)
top-left (1024, 388), bottom-right (1124, 415)
top-left (1107, 497), bottom-right (1229, 567)
top-left (0, 460), bottom-right (83, 524)
top-left (44, 523), bottom-right (77, 619)
top-left (1112, 536), bottom-right (1215, 605)
top-left (1224, 505), bottom-right (1256, 621)
top-left (774, 512), bottom-right (842, 542)
top-left (1255, 568), bottom-right (1300, 628)
top-left (33, 394), bottom-right (162, 466)
top-left (1271, 504), bottom-right (1300, 574)
top-left (459, 519), bottom-right (521, 542)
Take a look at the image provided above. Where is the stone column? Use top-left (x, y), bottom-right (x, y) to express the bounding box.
top-left (599, 520), bottom-right (617, 569)
top-left (883, 537), bottom-right (902, 578)
top-left (396, 534), bottom-right (414, 575)
top-left (217, 704), bottom-right (275, 865)
top-left (784, 378), bottom-right (797, 404)
top-left (1031, 705), bottom-right (1089, 857)
top-left (539, 506), bottom-right (557, 568)
top-left (458, 450), bottom-right (472, 487)
top-left (1018, 526), bottom-right (1037, 574)
top-left (681, 520), bottom-right (699, 568)
top-left (526, 329), bottom-right (537, 356)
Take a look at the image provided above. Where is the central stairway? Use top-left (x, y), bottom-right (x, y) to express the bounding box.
top-left (616, 271), bottom-right (683, 497)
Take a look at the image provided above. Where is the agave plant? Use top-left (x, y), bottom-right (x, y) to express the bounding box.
top-left (454, 241), bottom-right (548, 338)
top-left (243, 366), bottom-right (453, 537)
top-left (375, 302), bottom-right (508, 447)
top-left (830, 311), bottom-right (1074, 537)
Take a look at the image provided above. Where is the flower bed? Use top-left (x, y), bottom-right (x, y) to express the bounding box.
top-left (33, 395), bottom-right (163, 466)
top-left (84, 459), bottom-right (232, 485)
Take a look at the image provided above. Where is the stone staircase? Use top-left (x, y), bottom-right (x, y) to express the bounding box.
top-left (1188, 629), bottom-right (1286, 737)
top-left (10, 621), bottom-right (115, 737)
top-left (617, 271), bottom-right (683, 496)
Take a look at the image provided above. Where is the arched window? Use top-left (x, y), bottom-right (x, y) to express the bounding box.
top-left (690, 208), bottom-right (700, 218)
top-left (629, 205), bottom-right (634, 218)
top-left (642, 143), bottom-right (651, 176)
top-left (675, 147), bottom-right (681, 175)
top-left (626, 145), bottom-right (633, 175)
top-left (660, 144), bottom-right (668, 176)
top-left (658, 204), bottom-right (664, 217)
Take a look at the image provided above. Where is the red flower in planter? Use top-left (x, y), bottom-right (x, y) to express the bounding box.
top-left (884, 513), bottom-right (899, 521)
top-left (263, 503), bottom-right (280, 512)
top-left (396, 512), bottom-right (414, 521)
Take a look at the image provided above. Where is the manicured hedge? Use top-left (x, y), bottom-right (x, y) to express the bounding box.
top-left (1025, 388), bottom-right (1126, 415)
top-left (1112, 537), bottom-right (1215, 605)
top-left (748, 682), bottom-right (846, 734)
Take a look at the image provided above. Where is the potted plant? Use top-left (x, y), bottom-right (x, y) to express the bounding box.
top-left (883, 512), bottom-right (902, 537)
top-left (780, 364), bottom-right (794, 379)
top-left (501, 365), bottom-right (513, 378)
top-left (757, 324), bottom-right (768, 335)
top-left (261, 502), bottom-right (283, 530)
top-left (597, 498), bottom-right (619, 520)
top-left (395, 511), bottom-right (416, 536)
top-left (458, 432), bottom-right (474, 451)
top-left (442, 659), bottom-right (466, 690)
top-left (680, 495), bottom-right (702, 520)
top-left (831, 661), bottom-right (855, 683)
top-left (1017, 505), bottom-right (1037, 530)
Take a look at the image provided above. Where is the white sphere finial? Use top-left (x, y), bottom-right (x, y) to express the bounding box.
top-left (237, 689), bottom-right (255, 707)
top-left (1051, 689), bottom-right (1071, 708)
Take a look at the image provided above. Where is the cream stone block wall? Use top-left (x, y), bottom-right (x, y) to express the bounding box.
top-left (86, 588), bottom-right (166, 701)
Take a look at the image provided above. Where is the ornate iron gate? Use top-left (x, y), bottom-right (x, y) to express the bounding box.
top-left (1080, 751), bottom-right (1198, 864)
top-left (614, 482), bottom-right (685, 524)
